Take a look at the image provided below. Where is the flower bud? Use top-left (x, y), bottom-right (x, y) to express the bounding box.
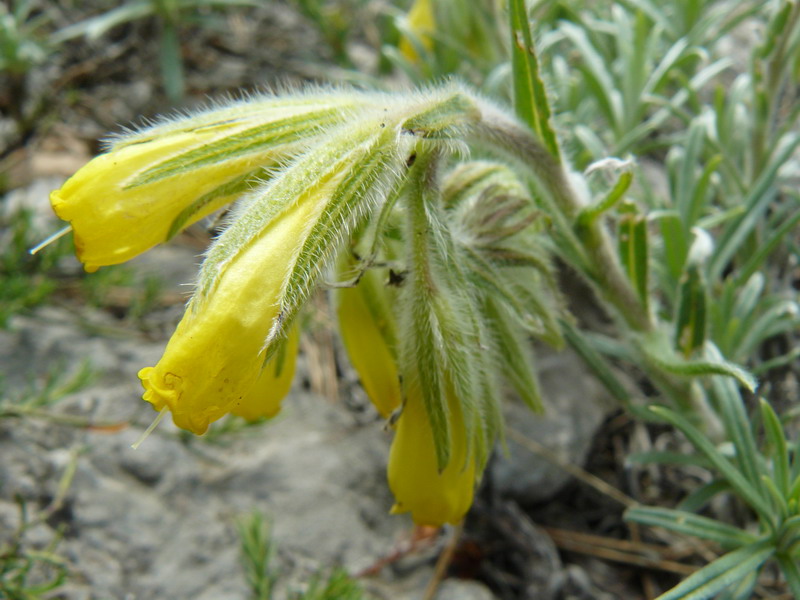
top-left (336, 266), bottom-right (402, 419)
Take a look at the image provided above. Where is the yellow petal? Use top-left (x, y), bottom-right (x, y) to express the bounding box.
top-left (399, 0), bottom-right (435, 63)
top-left (50, 123), bottom-right (276, 272)
top-left (387, 383), bottom-right (476, 526)
top-left (336, 267), bottom-right (401, 418)
top-left (138, 192), bottom-right (323, 435)
top-left (230, 325), bottom-right (300, 422)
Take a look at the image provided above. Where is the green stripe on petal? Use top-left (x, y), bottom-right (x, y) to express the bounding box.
top-left (272, 132), bottom-right (405, 343)
top-left (166, 167), bottom-right (272, 240)
top-left (196, 119), bottom-right (385, 298)
top-left (126, 107), bottom-right (353, 189)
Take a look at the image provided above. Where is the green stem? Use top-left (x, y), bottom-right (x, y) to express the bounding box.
top-left (466, 101), bottom-right (721, 413)
top-left (407, 149), bottom-right (441, 297)
top-left (473, 106), bottom-right (654, 333)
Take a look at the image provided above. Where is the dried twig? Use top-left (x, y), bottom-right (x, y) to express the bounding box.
top-left (543, 526), bottom-right (698, 576)
top-left (422, 522), bottom-right (464, 600)
top-left (506, 426), bottom-right (637, 507)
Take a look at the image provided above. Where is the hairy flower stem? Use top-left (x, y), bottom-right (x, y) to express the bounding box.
top-left (474, 108), bottom-right (653, 334)
top-left (407, 150), bottom-right (442, 300)
top-left (474, 102), bottom-right (706, 413)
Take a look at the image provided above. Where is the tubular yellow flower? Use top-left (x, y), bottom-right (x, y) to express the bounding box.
top-left (230, 326), bottom-right (300, 422)
top-left (387, 383), bottom-right (476, 526)
top-left (138, 190), bottom-right (325, 435)
top-left (50, 125), bottom-right (278, 272)
top-left (48, 98), bottom-right (361, 272)
top-left (336, 267), bottom-right (402, 419)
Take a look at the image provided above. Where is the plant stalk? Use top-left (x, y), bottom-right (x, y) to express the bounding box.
top-left (474, 107), bottom-right (654, 333)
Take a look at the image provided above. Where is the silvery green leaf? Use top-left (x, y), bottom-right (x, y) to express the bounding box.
top-left (625, 506), bottom-right (759, 547)
top-left (641, 332), bottom-right (757, 393)
top-left (654, 540), bottom-right (774, 600)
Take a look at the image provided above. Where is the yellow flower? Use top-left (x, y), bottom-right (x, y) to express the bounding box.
top-left (48, 97), bottom-right (360, 272)
top-left (387, 382), bottom-right (476, 526)
top-left (138, 191), bottom-right (323, 435)
top-left (49, 124), bottom-right (278, 272)
top-left (231, 326), bottom-right (300, 422)
top-left (399, 0), bottom-right (435, 64)
top-left (336, 267), bottom-right (402, 419)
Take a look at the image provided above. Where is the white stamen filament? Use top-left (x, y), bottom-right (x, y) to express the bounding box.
top-left (131, 406), bottom-right (169, 450)
top-left (29, 226), bottom-right (73, 255)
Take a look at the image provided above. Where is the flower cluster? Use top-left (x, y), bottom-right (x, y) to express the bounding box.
top-left (49, 85), bottom-right (563, 526)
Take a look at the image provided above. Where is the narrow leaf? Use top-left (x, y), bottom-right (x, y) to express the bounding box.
top-left (643, 37), bottom-right (691, 100)
top-left (776, 553), bottom-right (800, 600)
top-left (679, 480), bottom-right (732, 513)
top-left (577, 170), bottom-right (633, 228)
top-left (642, 338), bottom-right (757, 393)
top-left (625, 506), bottom-right (758, 547)
top-left (731, 272), bottom-right (765, 324)
top-left (508, 0), bottom-right (561, 160)
top-left (648, 405), bottom-right (773, 523)
top-left (484, 297), bottom-right (544, 413)
top-left (686, 154), bottom-right (722, 230)
top-left (159, 20), bottom-right (184, 102)
top-left (51, 1), bottom-right (153, 42)
top-left (655, 540), bottom-right (774, 600)
top-left (560, 318), bottom-right (631, 406)
top-left (728, 570), bottom-right (759, 600)
top-left (674, 265), bottom-right (708, 356)
top-left (658, 211), bottom-right (689, 282)
top-left (760, 397), bottom-right (790, 497)
top-left (761, 475), bottom-right (789, 519)
top-left (673, 114), bottom-right (705, 222)
top-left (709, 134), bottom-right (800, 282)
top-left (618, 212), bottom-right (650, 314)
top-left (707, 344), bottom-right (764, 492)
top-left (733, 208), bottom-right (800, 289)
top-left (558, 21), bottom-right (620, 132)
